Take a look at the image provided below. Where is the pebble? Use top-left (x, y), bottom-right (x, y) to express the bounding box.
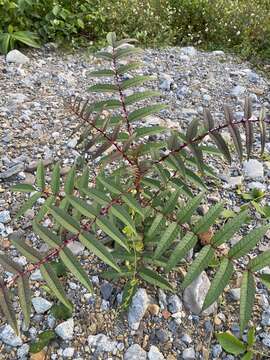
top-left (17, 343), bottom-right (30, 359)
top-left (62, 347), bottom-right (75, 358)
top-left (55, 318), bottom-right (74, 340)
top-left (100, 281), bottom-right (113, 300)
top-left (182, 347), bottom-right (196, 360)
top-left (230, 85), bottom-right (245, 97)
top-left (124, 344), bottom-right (147, 360)
top-left (243, 159), bottom-right (264, 179)
top-left (0, 163), bottom-right (24, 179)
top-left (32, 297), bottom-right (53, 314)
top-left (148, 345), bottom-right (165, 360)
top-left (168, 295), bottom-right (182, 313)
top-left (88, 333), bottom-right (118, 352)
top-left (261, 310), bottom-right (270, 326)
top-left (67, 241), bottom-right (85, 255)
top-left (0, 325), bottom-right (23, 346)
top-left (0, 210), bottom-right (11, 224)
top-left (212, 344), bottom-right (222, 358)
top-left (128, 288), bottom-right (150, 330)
top-left (183, 271), bottom-right (217, 315)
top-left (6, 49), bottom-right (29, 64)
top-left (229, 288), bottom-right (241, 301)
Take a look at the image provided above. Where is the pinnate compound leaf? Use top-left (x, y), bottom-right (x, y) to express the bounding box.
top-left (66, 195), bottom-right (98, 219)
top-left (139, 267), bottom-right (174, 291)
top-left (29, 330), bottom-right (56, 353)
top-left (193, 202), bottom-right (224, 234)
top-left (182, 245), bottom-right (214, 289)
top-left (33, 221), bottom-right (61, 248)
top-left (88, 83), bottom-right (118, 93)
top-left (97, 176), bottom-right (123, 195)
top-left (35, 195), bottom-right (55, 222)
top-left (117, 61), bottom-right (142, 74)
top-left (128, 104), bottom-right (168, 122)
top-left (17, 274), bottom-right (31, 329)
top-left (240, 271), bottom-right (255, 334)
top-left (82, 187), bottom-right (111, 205)
top-left (79, 231), bottom-right (121, 272)
top-left (154, 222), bottom-right (179, 259)
top-left (203, 258), bottom-right (234, 310)
top-left (146, 213), bottom-right (165, 239)
top-left (166, 232), bottom-right (197, 272)
top-left (0, 254), bottom-right (22, 273)
top-left (110, 205), bottom-right (137, 234)
top-left (122, 194), bottom-right (144, 218)
top-left (11, 184), bottom-right (36, 192)
top-left (11, 238), bottom-right (42, 263)
top-left (241, 351), bottom-right (253, 360)
top-left (115, 47), bottom-right (142, 60)
top-left (216, 332), bottom-right (246, 355)
top-left (89, 69), bottom-right (114, 77)
top-left (36, 161), bottom-right (45, 191)
top-left (212, 210), bottom-right (249, 247)
top-left (96, 217), bottom-right (129, 251)
top-left (95, 51), bottom-right (113, 61)
top-left (121, 75), bottom-right (154, 90)
top-left (50, 303), bottom-right (72, 320)
top-left (49, 206), bottom-right (80, 235)
top-left (244, 97), bottom-right (253, 159)
top-left (0, 277), bottom-right (18, 334)
top-left (260, 274), bottom-right (270, 289)
top-left (40, 263), bottom-right (72, 310)
top-left (228, 226), bottom-right (268, 259)
top-left (59, 247), bottom-right (93, 292)
top-left (224, 105), bottom-right (243, 162)
top-left (125, 90), bottom-right (161, 106)
top-left (247, 327), bottom-right (256, 346)
top-left (64, 166), bottom-right (75, 195)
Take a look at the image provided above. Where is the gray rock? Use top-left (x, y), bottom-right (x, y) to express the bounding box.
top-left (55, 318), bottom-right (74, 340)
top-left (0, 210), bottom-right (11, 224)
top-left (160, 74), bottom-right (173, 91)
top-left (261, 310), bottom-right (270, 326)
top-left (62, 347), bottom-right (75, 358)
top-left (0, 163), bottom-right (24, 179)
top-left (158, 289), bottom-right (167, 310)
top-left (168, 295), bottom-right (182, 313)
top-left (67, 138), bottom-right (78, 148)
top-left (226, 176), bottom-right (243, 188)
top-left (128, 288), bottom-right (150, 330)
top-left (212, 344), bottom-right (222, 358)
top-left (182, 347), bottom-right (196, 360)
top-left (261, 332), bottom-right (270, 347)
top-left (229, 288), bottom-right (241, 301)
top-left (32, 297), bottom-right (53, 314)
top-left (248, 71), bottom-right (260, 84)
top-left (6, 50), bottom-right (29, 64)
top-left (243, 159), bottom-right (264, 179)
top-left (0, 325), bottom-right (23, 346)
top-left (88, 334), bottom-right (118, 352)
top-left (231, 85), bottom-right (245, 97)
top-left (67, 241), bottom-right (85, 255)
top-left (181, 46), bottom-right (197, 57)
top-left (17, 344), bottom-right (29, 359)
top-left (155, 329), bottom-right (170, 343)
top-left (183, 271), bottom-right (217, 315)
top-left (124, 344), bottom-right (147, 360)
top-left (148, 345), bottom-right (164, 360)
top-left (30, 269), bottom-right (43, 280)
top-left (212, 50), bottom-right (225, 56)
top-left (100, 281), bottom-right (113, 300)
top-left (181, 334), bottom-right (193, 344)
top-left (247, 181), bottom-right (266, 191)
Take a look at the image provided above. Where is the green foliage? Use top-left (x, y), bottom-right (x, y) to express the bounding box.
top-left (29, 330), bottom-right (56, 353)
top-left (216, 328), bottom-right (258, 359)
top-left (1, 33), bottom-right (270, 337)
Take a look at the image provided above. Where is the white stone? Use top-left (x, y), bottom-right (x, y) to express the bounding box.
top-left (229, 288), bottom-right (241, 301)
top-left (124, 344), bottom-right (147, 360)
top-left (6, 50), bottom-right (29, 64)
top-left (0, 325), bottom-right (22, 346)
top-left (212, 50), bottom-right (225, 56)
top-left (183, 347), bottom-right (196, 360)
top-left (183, 271), bottom-right (217, 315)
top-left (17, 344), bottom-right (29, 358)
top-left (30, 269), bottom-right (43, 280)
top-left (32, 297), bottom-right (53, 314)
top-left (128, 288), bottom-right (150, 330)
top-left (247, 181), bottom-right (266, 191)
top-left (231, 85), bottom-right (245, 97)
top-left (226, 176), bottom-right (243, 188)
top-left (243, 159), bottom-right (264, 179)
top-left (63, 347), bottom-right (75, 358)
top-left (55, 318), bottom-right (74, 340)
top-left (67, 138), bottom-right (77, 149)
top-left (67, 241), bottom-right (85, 255)
top-left (88, 333), bottom-right (118, 352)
top-left (148, 345), bottom-right (164, 360)
top-left (180, 46), bottom-right (197, 57)
top-left (0, 210), bottom-right (11, 224)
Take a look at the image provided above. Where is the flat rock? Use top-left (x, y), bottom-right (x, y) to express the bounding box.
top-left (183, 271), bottom-right (217, 315)
top-left (6, 50), bottom-right (29, 64)
top-left (182, 347), bottom-right (196, 360)
top-left (32, 297), bottom-right (53, 314)
top-left (128, 288), bottom-right (150, 330)
top-left (243, 159), bottom-right (264, 179)
top-left (55, 318), bottom-right (74, 340)
top-left (0, 163), bottom-right (25, 179)
top-left (124, 344), bottom-right (147, 360)
top-left (67, 241), bottom-right (85, 255)
top-left (88, 333), bottom-right (118, 352)
top-left (0, 210), bottom-right (11, 224)
top-left (148, 345), bottom-right (165, 360)
top-left (0, 325), bottom-right (22, 347)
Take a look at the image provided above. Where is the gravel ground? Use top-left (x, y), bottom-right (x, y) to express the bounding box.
top-left (0, 44), bottom-right (270, 360)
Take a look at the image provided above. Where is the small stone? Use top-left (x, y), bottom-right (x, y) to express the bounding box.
top-left (148, 303), bottom-right (160, 316)
top-left (212, 50), bottom-right (225, 56)
top-left (148, 345), bottom-right (164, 360)
top-left (62, 347), bottom-right (74, 358)
top-left (181, 334), bottom-right (193, 344)
top-left (30, 269), bottom-right (43, 281)
top-left (17, 344), bottom-right (30, 359)
top-left (32, 297), bottom-right (53, 314)
top-left (88, 333), bottom-right (118, 352)
top-left (0, 163), bottom-right (25, 179)
top-left (158, 289), bottom-right (167, 309)
top-left (261, 310), bottom-right (270, 326)
top-left (30, 350), bottom-right (46, 360)
top-left (55, 318), bottom-right (74, 340)
top-left (124, 344), bottom-right (147, 360)
top-left (248, 181), bottom-right (266, 191)
top-left (181, 46), bottom-right (197, 57)
top-left (160, 74), bottom-right (174, 91)
top-left (243, 159), bottom-right (264, 179)
top-left (6, 49), bottom-right (29, 64)
top-left (155, 329), bottom-right (170, 343)
top-left (229, 288), bottom-right (241, 301)
top-left (162, 309), bottom-right (171, 319)
top-left (0, 210), bottom-right (11, 224)
top-left (67, 241), bottom-right (84, 255)
top-left (128, 288), bottom-right (150, 330)
top-left (212, 344), bottom-right (222, 358)
top-left (67, 138), bottom-right (77, 149)
top-left (168, 295), bottom-right (182, 313)
top-left (182, 347), bottom-right (196, 360)
top-left (100, 281), bottom-right (113, 300)
top-left (231, 85), bottom-right (245, 97)
top-left (183, 271), bottom-right (217, 315)
top-left (227, 176), bottom-right (243, 188)
top-left (0, 325), bottom-right (23, 346)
